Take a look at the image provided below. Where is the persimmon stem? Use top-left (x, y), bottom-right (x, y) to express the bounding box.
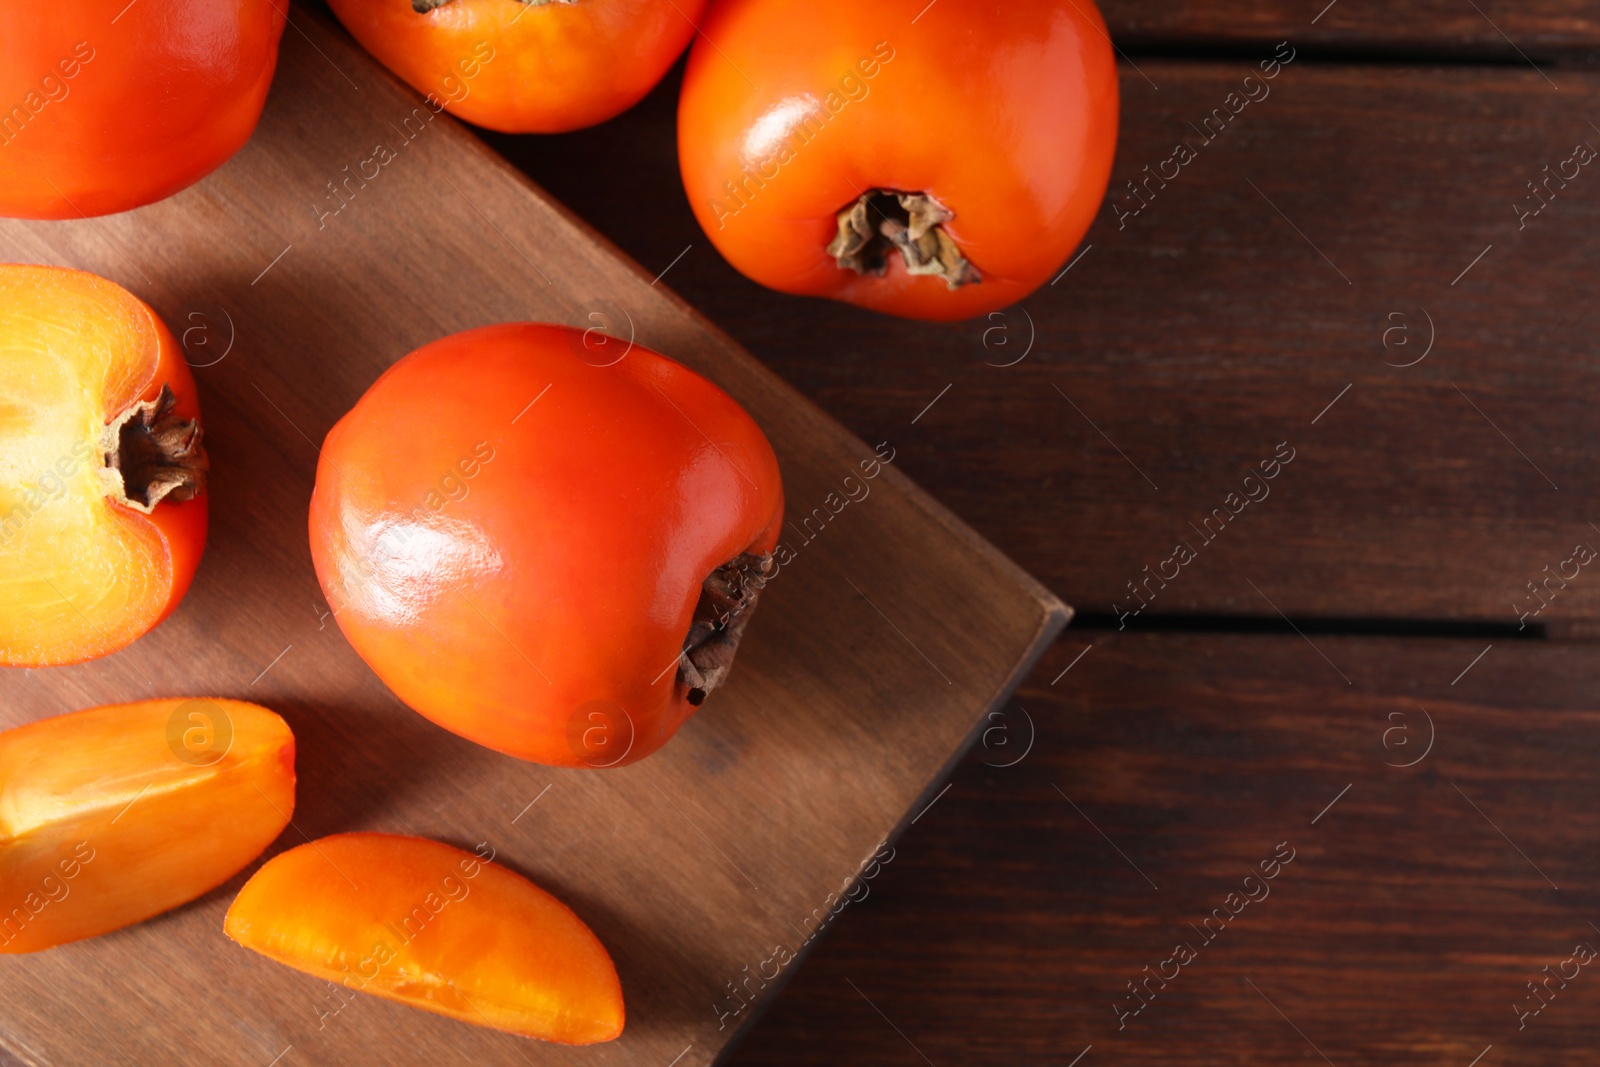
top-left (100, 384), bottom-right (208, 513)
top-left (826, 189), bottom-right (981, 290)
top-left (679, 551), bottom-right (774, 706)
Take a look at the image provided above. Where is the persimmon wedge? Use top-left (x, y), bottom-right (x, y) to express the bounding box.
top-left (0, 264), bottom-right (208, 666)
top-left (225, 833), bottom-right (624, 1043)
top-left (0, 698), bottom-right (295, 953)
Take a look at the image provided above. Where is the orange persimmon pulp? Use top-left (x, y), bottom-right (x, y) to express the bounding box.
top-left (225, 832), bottom-right (624, 1043)
top-left (0, 264), bottom-right (208, 666)
top-left (0, 698), bottom-right (295, 953)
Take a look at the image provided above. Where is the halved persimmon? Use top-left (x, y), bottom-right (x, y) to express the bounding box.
top-left (225, 832), bottom-right (624, 1043)
top-left (0, 264), bottom-right (208, 666)
top-left (0, 698), bottom-right (295, 953)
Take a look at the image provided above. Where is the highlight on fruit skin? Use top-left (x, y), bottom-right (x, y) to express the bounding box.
top-left (224, 832), bottom-right (624, 1043)
top-left (0, 698), bottom-right (295, 954)
top-left (0, 263), bottom-right (209, 667)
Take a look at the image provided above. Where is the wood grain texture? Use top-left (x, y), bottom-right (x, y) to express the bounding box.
top-left (1099, 0), bottom-right (1600, 58)
top-left (493, 60), bottom-right (1600, 629)
top-left (0, 9), bottom-right (1065, 1066)
top-left (728, 631), bottom-right (1600, 1066)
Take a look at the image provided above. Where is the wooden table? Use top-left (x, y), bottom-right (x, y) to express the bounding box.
top-left (479, 3), bottom-right (1600, 1062)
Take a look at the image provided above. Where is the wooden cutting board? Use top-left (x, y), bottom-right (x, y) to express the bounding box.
top-left (0, 7), bottom-right (1066, 1066)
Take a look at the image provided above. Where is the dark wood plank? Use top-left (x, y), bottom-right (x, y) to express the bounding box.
top-left (727, 630), bottom-right (1600, 1065)
top-left (0, 8), bottom-right (1064, 1065)
top-left (1099, 0), bottom-right (1600, 59)
top-left (493, 60), bottom-right (1600, 629)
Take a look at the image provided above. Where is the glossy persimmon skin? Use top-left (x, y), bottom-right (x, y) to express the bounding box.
top-left (226, 833), bottom-right (624, 1043)
top-left (327, 0), bottom-right (707, 133)
top-left (0, 264), bottom-right (208, 667)
top-left (0, 698), bottom-right (295, 953)
top-left (0, 0), bottom-right (286, 219)
top-left (309, 323), bottom-right (783, 767)
top-left (677, 0), bottom-right (1119, 321)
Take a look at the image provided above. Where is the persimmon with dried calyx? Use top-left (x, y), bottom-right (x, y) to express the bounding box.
top-left (0, 0), bottom-right (287, 218)
top-left (309, 323), bottom-right (784, 767)
top-left (677, 0), bottom-right (1119, 321)
top-left (0, 265), bottom-right (208, 667)
top-left (0, 698), bottom-right (295, 953)
top-left (225, 832), bottom-right (624, 1043)
top-left (325, 0), bottom-right (708, 133)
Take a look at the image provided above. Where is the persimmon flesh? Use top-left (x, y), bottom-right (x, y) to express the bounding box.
top-left (0, 264), bottom-right (208, 666)
top-left (225, 832), bottom-right (624, 1043)
top-left (0, 698), bottom-right (295, 953)
top-left (309, 323), bottom-right (784, 767)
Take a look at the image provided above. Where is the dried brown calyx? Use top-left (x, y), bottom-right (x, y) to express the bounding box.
top-left (100, 384), bottom-right (208, 513)
top-left (826, 189), bottom-right (981, 291)
top-left (679, 552), bottom-right (775, 707)
top-left (412, 0), bottom-right (574, 11)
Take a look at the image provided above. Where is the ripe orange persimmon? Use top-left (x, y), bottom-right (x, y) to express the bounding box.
top-left (0, 698), bottom-right (295, 953)
top-left (309, 323), bottom-right (783, 767)
top-left (0, 0), bottom-right (287, 219)
top-left (326, 0), bottom-right (707, 133)
top-left (0, 265), bottom-right (208, 667)
top-left (677, 0), bottom-right (1119, 321)
top-left (226, 833), bottom-right (624, 1042)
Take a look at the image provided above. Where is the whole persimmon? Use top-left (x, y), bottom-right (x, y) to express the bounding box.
top-left (226, 833), bottom-right (623, 1042)
top-left (0, 0), bottom-right (287, 219)
top-left (326, 0), bottom-right (708, 133)
top-left (0, 265), bottom-right (208, 667)
top-left (309, 323), bottom-right (784, 767)
top-left (677, 0), bottom-right (1119, 321)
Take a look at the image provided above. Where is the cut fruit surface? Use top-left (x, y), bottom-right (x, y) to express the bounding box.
top-left (225, 832), bottom-right (625, 1043)
top-left (0, 698), bottom-right (295, 953)
top-left (0, 264), bottom-right (208, 666)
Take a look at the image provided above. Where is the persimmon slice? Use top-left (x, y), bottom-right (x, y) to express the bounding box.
top-left (225, 832), bottom-right (625, 1044)
top-left (0, 698), bottom-right (295, 953)
top-left (0, 263), bottom-right (208, 666)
